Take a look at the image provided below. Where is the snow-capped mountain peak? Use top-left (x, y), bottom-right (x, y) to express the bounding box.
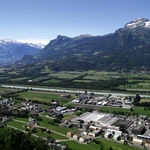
top-left (0, 38), bottom-right (46, 49)
top-left (125, 18), bottom-right (150, 29)
top-left (0, 38), bottom-right (21, 45)
top-left (25, 43), bottom-right (46, 49)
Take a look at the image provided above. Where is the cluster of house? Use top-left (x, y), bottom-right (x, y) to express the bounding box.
top-left (63, 111), bottom-right (150, 148)
top-left (0, 98), bottom-right (13, 106)
top-left (67, 131), bottom-right (90, 143)
top-left (23, 116), bottom-right (37, 130)
top-left (48, 142), bottom-right (67, 150)
top-left (18, 102), bottom-right (44, 113)
top-left (24, 116), bottom-right (51, 134)
top-left (48, 106), bottom-right (76, 117)
top-left (63, 112), bottom-right (128, 142)
top-left (72, 94), bottom-right (132, 108)
top-left (0, 116), bottom-right (12, 125)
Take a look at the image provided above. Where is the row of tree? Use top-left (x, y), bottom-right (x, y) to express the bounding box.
top-left (0, 77), bottom-right (128, 90)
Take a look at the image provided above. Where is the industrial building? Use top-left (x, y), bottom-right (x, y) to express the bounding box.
top-left (73, 112), bottom-right (132, 131)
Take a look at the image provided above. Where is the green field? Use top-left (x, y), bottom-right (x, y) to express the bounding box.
top-left (140, 98), bottom-right (150, 102)
top-left (17, 90), bottom-right (74, 105)
top-left (10, 77), bottom-right (30, 81)
top-left (32, 76), bottom-right (50, 82)
top-left (37, 121), bottom-right (70, 135)
top-left (73, 79), bottom-right (92, 82)
top-left (15, 115), bottom-right (70, 135)
top-left (0, 87), bottom-right (19, 94)
top-left (35, 131), bottom-right (67, 139)
top-left (7, 120), bottom-right (26, 130)
top-left (16, 117), bottom-right (29, 122)
top-left (45, 79), bottom-right (62, 83)
top-left (99, 106), bottom-right (150, 117)
top-left (62, 138), bottom-right (141, 150)
top-left (83, 71), bottom-right (122, 80)
top-left (7, 120), bottom-right (68, 140)
top-left (2, 70), bottom-right (150, 94)
top-left (50, 71), bottom-right (85, 79)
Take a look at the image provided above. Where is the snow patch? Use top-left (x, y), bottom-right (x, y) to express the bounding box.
top-left (125, 18), bottom-right (150, 29)
top-left (0, 38), bottom-right (47, 49)
top-left (145, 21), bottom-right (150, 28)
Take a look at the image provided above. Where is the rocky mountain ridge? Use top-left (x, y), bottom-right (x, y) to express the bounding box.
top-left (13, 18), bottom-right (150, 71)
top-left (0, 38), bottom-right (44, 66)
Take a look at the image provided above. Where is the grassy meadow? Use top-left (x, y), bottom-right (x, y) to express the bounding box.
top-left (62, 138), bottom-right (141, 150)
top-left (16, 90), bottom-right (74, 105)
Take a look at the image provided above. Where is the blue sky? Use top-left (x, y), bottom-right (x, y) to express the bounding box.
top-left (0, 0), bottom-right (150, 44)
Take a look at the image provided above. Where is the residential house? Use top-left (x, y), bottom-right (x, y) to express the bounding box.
top-left (72, 134), bottom-right (79, 140)
top-left (67, 132), bottom-right (74, 137)
top-left (79, 137), bottom-right (86, 143)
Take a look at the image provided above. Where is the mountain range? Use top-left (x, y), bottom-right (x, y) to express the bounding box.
top-left (0, 39), bottom-right (44, 66)
top-left (6, 18), bottom-right (150, 71)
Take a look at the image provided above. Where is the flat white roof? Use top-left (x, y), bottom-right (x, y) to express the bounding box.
top-left (77, 112), bottom-right (107, 122)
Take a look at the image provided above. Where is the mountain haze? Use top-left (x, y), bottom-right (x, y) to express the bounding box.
top-left (17, 18), bottom-right (150, 71)
top-left (0, 39), bottom-right (43, 66)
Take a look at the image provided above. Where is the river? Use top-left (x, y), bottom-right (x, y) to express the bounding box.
top-left (1, 85), bottom-right (150, 98)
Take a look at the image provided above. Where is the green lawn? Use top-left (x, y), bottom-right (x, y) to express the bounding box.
top-left (10, 77), bottom-right (30, 81)
top-left (0, 87), bottom-right (19, 94)
top-left (40, 112), bottom-right (50, 117)
top-left (7, 120), bottom-right (26, 130)
top-left (83, 71), bottom-right (122, 81)
top-left (17, 91), bottom-right (73, 105)
top-left (40, 116), bottom-right (54, 122)
top-left (73, 79), bottom-right (92, 82)
top-left (91, 138), bottom-right (141, 150)
top-left (62, 138), bottom-right (141, 150)
top-left (62, 141), bottom-right (95, 150)
top-left (134, 106), bottom-right (150, 116)
top-left (12, 117), bottom-right (70, 135)
top-left (16, 117), bottom-right (29, 122)
top-left (99, 105), bottom-right (150, 117)
top-left (34, 129), bottom-right (68, 140)
top-left (46, 79), bottom-right (62, 83)
top-left (37, 121), bottom-right (70, 135)
top-left (48, 132), bottom-right (68, 140)
top-left (7, 120), bottom-right (68, 140)
top-left (32, 76), bottom-right (50, 82)
top-left (50, 71), bottom-right (84, 79)
top-left (140, 98), bottom-right (150, 102)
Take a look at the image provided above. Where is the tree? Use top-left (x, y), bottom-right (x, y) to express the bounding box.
top-left (130, 107), bottom-right (134, 112)
top-left (84, 90), bottom-right (87, 94)
top-left (109, 146), bottom-right (113, 150)
top-left (129, 96), bottom-right (132, 101)
top-left (0, 128), bottom-right (52, 150)
top-left (99, 141), bottom-right (105, 150)
top-left (133, 94), bottom-right (141, 105)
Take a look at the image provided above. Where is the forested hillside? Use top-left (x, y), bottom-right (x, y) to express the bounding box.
top-left (17, 18), bottom-right (150, 72)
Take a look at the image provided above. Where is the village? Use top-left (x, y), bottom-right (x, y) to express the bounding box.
top-left (0, 88), bottom-right (150, 150)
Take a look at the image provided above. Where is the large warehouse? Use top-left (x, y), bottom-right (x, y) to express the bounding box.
top-left (74, 112), bottom-right (132, 130)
